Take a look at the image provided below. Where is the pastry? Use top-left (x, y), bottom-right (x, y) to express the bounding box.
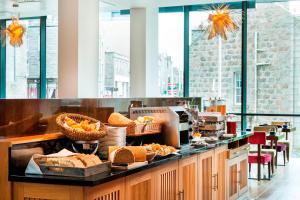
top-left (143, 144), bottom-right (177, 156)
top-left (63, 117), bottom-right (99, 132)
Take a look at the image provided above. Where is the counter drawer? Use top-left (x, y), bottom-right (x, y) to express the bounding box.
top-left (228, 144), bottom-right (249, 159)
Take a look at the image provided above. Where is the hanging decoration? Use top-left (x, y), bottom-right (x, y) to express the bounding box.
top-left (1, 16), bottom-right (26, 47)
top-left (207, 4), bottom-right (238, 40)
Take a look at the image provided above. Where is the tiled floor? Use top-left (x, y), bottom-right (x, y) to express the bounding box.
top-left (240, 152), bottom-right (300, 200)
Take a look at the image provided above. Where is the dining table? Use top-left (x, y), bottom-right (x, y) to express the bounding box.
top-left (281, 127), bottom-right (296, 140)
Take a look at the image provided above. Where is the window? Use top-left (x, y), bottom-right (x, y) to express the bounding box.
top-left (234, 72), bottom-right (242, 104)
top-left (99, 11), bottom-right (130, 98)
top-left (6, 19), bottom-right (40, 98)
top-left (245, 2), bottom-right (300, 148)
top-left (1, 16), bottom-right (55, 99)
top-left (158, 12), bottom-right (184, 97)
top-left (189, 7), bottom-right (242, 113)
top-left (247, 2), bottom-right (296, 115)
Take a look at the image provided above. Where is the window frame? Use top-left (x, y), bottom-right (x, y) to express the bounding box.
top-left (0, 16), bottom-right (47, 99)
top-left (234, 71), bottom-right (242, 105)
top-left (157, 1), bottom-right (250, 129)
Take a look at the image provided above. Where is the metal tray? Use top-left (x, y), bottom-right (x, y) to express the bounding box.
top-left (39, 161), bottom-right (111, 177)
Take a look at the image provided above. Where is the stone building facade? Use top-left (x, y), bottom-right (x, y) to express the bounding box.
top-left (103, 52), bottom-right (130, 98)
top-left (189, 3), bottom-right (300, 148)
top-left (190, 3), bottom-right (295, 114)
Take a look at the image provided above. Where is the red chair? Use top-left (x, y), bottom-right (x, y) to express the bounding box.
top-left (248, 131), bottom-right (272, 181)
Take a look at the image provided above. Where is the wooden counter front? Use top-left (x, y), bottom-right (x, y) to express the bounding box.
top-left (10, 146), bottom-right (233, 200)
top-left (0, 132), bottom-right (252, 200)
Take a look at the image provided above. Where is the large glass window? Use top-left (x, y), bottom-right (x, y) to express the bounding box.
top-left (99, 11), bottom-right (130, 98)
top-left (46, 15), bottom-right (58, 98)
top-left (4, 16), bottom-right (58, 99)
top-left (246, 1), bottom-right (300, 148)
top-left (189, 8), bottom-right (242, 113)
top-left (158, 12), bottom-right (184, 97)
top-left (247, 2), bottom-right (296, 115)
top-left (6, 19), bottom-right (40, 98)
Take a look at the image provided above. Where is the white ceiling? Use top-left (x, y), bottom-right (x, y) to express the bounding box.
top-left (0, 0), bottom-right (244, 19)
top-left (0, 0), bottom-right (57, 19)
top-left (0, 0), bottom-right (296, 19)
top-left (101, 0), bottom-right (242, 9)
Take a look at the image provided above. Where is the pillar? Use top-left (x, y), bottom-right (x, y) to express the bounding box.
top-left (58, 0), bottom-right (99, 98)
top-left (130, 6), bottom-right (159, 97)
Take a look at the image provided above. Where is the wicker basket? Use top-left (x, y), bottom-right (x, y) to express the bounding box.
top-left (56, 113), bottom-right (107, 141)
top-left (109, 122), bottom-right (161, 136)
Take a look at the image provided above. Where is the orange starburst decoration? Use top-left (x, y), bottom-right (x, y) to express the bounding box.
top-left (208, 5), bottom-right (238, 40)
top-left (1, 16), bottom-right (26, 47)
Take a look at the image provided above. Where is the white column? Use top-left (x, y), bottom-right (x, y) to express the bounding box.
top-left (130, 6), bottom-right (159, 97)
top-left (58, 0), bottom-right (99, 98)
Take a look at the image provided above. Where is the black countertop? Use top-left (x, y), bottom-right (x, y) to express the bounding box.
top-left (9, 132), bottom-right (252, 187)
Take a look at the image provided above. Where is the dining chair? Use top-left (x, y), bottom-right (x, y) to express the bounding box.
top-left (263, 135), bottom-right (287, 166)
top-left (253, 126), bottom-right (277, 172)
top-left (278, 139), bottom-right (290, 162)
top-left (271, 121), bottom-right (290, 162)
top-left (248, 131), bottom-right (272, 181)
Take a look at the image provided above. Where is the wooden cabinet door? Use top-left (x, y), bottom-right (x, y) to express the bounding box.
top-left (179, 155), bottom-right (198, 200)
top-left (125, 170), bottom-right (155, 200)
top-left (13, 183), bottom-right (85, 200)
top-left (227, 157), bottom-right (239, 200)
top-left (154, 161), bottom-right (179, 200)
top-left (85, 178), bottom-right (125, 200)
top-left (238, 153), bottom-right (248, 196)
top-left (214, 146), bottom-right (228, 200)
top-left (198, 150), bottom-right (215, 200)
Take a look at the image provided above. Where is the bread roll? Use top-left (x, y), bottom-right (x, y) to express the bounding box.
top-left (108, 113), bottom-right (133, 126)
top-left (109, 148), bottom-right (135, 164)
top-left (109, 146), bottom-right (147, 162)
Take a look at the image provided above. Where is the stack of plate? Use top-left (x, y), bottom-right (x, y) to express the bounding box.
top-left (99, 126), bottom-right (126, 159)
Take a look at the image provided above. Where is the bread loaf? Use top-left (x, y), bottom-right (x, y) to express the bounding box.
top-left (108, 113), bottom-right (134, 126)
top-left (109, 148), bottom-right (135, 164)
top-left (34, 154), bottom-right (102, 168)
top-left (45, 157), bottom-right (85, 168)
top-left (109, 146), bottom-right (147, 162)
top-left (75, 154), bottom-right (102, 167)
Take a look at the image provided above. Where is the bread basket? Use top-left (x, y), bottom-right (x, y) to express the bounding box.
top-left (108, 122), bottom-right (136, 135)
top-left (56, 113), bottom-right (107, 141)
top-left (109, 122), bottom-right (162, 136)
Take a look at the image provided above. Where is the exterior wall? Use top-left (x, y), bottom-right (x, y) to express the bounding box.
top-left (189, 3), bottom-right (300, 147)
top-left (158, 54), bottom-right (183, 97)
top-left (104, 52), bottom-right (130, 98)
top-left (248, 3), bottom-right (294, 114)
top-left (190, 3), bottom-right (294, 113)
top-left (190, 3), bottom-right (294, 115)
top-left (189, 21), bottom-right (241, 113)
top-left (293, 17), bottom-right (300, 149)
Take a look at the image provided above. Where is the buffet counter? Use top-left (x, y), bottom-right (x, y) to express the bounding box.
top-left (2, 132), bottom-right (252, 200)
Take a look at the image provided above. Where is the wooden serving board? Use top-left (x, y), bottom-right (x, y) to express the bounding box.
top-left (111, 161), bottom-right (148, 171)
top-left (39, 161), bottom-right (111, 177)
